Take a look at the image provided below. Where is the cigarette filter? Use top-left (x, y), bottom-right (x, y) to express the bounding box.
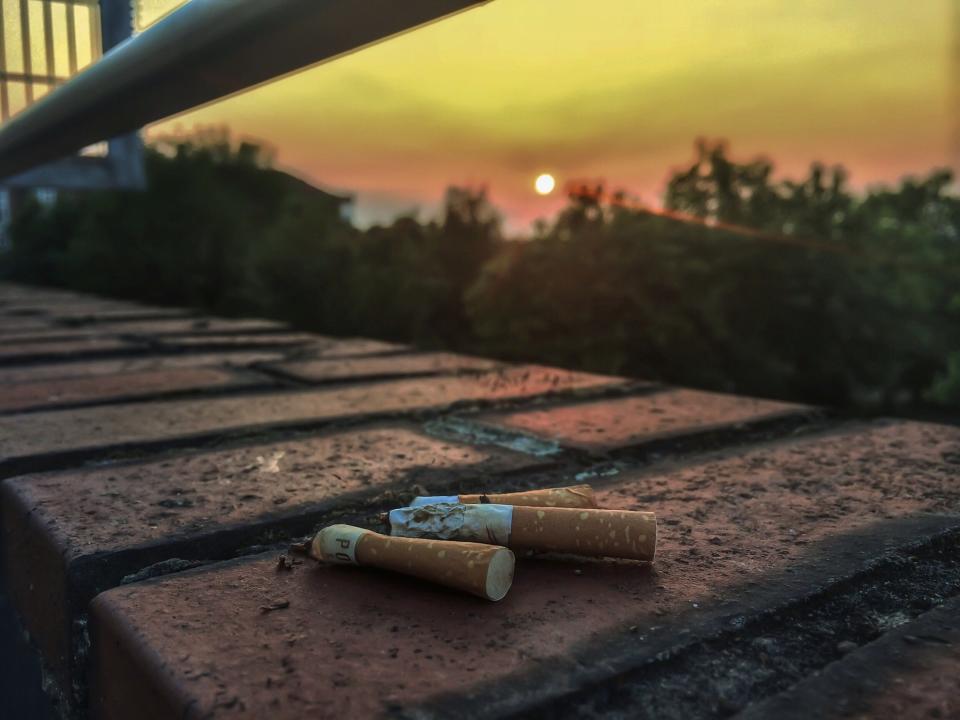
top-left (310, 524), bottom-right (515, 601)
top-left (388, 503), bottom-right (656, 561)
top-left (409, 484), bottom-right (597, 509)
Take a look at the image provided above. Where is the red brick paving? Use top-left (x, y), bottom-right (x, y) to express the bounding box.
top-left (265, 352), bottom-right (501, 383)
top-left (50, 305), bottom-right (193, 322)
top-left (87, 420), bottom-right (960, 719)
top-left (2, 302), bottom-right (137, 317)
top-left (0, 318), bottom-right (61, 334)
top-left (3, 426), bottom-right (542, 561)
top-left (739, 594), bottom-right (960, 720)
top-left (0, 328), bottom-right (114, 343)
top-left (0, 367), bottom-right (260, 413)
top-left (0, 351), bottom-right (287, 384)
top-left (476, 388), bottom-right (808, 452)
top-left (0, 366), bottom-right (618, 463)
top-left (1, 425), bottom-right (543, 689)
top-left (0, 317), bottom-right (289, 348)
top-left (298, 337), bottom-right (411, 358)
top-left (0, 336), bottom-right (144, 361)
top-left (156, 332), bottom-right (321, 349)
top-left (2, 282), bottom-right (959, 719)
top-left (85, 317), bottom-right (288, 336)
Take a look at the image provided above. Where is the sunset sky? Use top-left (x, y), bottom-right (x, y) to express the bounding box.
top-left (143, 0), bottom-right (956, 231)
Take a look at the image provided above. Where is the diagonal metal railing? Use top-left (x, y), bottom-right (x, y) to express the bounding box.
top-left (0, 0), bottom-right (490, 181)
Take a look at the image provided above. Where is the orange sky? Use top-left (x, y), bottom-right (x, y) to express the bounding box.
top-left (146, 0), bottom-right (956, 231)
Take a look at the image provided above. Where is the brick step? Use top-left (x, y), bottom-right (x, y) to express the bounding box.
top-left (0, 353), bottom-right (510, 415)
top-left (0, 318), bottom-right (290, 345)
top-left (737, 593), bottom-right (960, 720)
top-left (0, 366), bottom-right (622, 477)
top-left (2, 423), bottom-right (547, 701)
top-left (0, 337), bottom-right (150, 365)
top-left (1, 364), bottom-right (831, 714)
top-left (0, 352), bottom-right (288, 385)
top-left (83, 420), bottom-right (960, 719)
top-left (0, 318), bottom-right (64, 335)
top-left (261, 352), bottom-right (501, 385)
top-left (0, 367), bottom-right (268, 414)
top-left (442, 388), bottom-right (815, 457)
top-left (153, 332), bottom-right (321, 352)
top-left (3, 282), bottom-right (958, 719)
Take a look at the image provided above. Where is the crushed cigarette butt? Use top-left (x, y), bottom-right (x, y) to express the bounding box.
top-left (410, 484), bottom-right (597, 509)
top-left (388, 503), bottom-right (656, 561)
top-left (310, 524), bottom-right (515, 601)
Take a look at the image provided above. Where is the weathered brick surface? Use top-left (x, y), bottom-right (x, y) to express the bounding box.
top-left (0, 318), bottom-right (60, 335)
top-left (265, 352), bottom-right (501, 383)
top-left (0, 318), bottom-right (286, 345)
top-left (3, 282), bottom-right (958, 719)
top-left (0, 299), bottom-right (175, 318)
top-left (51, 306), bottom-right (193, 323)
top-left (1, 425), bottom-right (544, 693)
top-left (86, 420), bottom-right (960, 719)
top-left (739, 595), bottom-right (960, 720)
top-left (0, 318), bottom-right (285, 344)
top-left (0, 367), bottom-right (261, 413)
top-left (5, 425), bottom-right (543, 561)
top-left (0, 337), bottom-right (145, 363)
top-left (157, 332), bottom-right (321, 349)
top-left (0, 318), bottom-right (292, 349)
top-left (0, 351), bottom-right (287, 385)
top-left (0, 328), bottom-right (111, 343)
top-left (474, 388), bottom-right (809, 453)
top-left (289, 337), bottom-right (411, 358)
top-left (90, 317), bottom-right (288, 337)
top-left (0, 367), bottom-right (617, 470)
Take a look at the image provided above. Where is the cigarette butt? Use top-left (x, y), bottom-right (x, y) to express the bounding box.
top-left (310, 524), bottom-right (515, 601)
top-left (409, 484), bottom-right (597, 509)
top-left (511, 506), bottom-right (656, 561)
top-left (388, 504), bottom-right (656, 562)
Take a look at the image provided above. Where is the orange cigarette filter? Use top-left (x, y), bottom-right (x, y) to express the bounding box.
top-left (387, 504), bottom-right (656, 561)
top-left (310, 524), bottom-right (515, 601)
top-left (409, 484), bottom-right (597, 509)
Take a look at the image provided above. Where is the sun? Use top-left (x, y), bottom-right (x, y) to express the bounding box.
top-left (534, 173), bottom-right (556, 195)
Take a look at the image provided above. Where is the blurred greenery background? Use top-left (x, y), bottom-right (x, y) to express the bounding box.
top-left (3, 130), bottom-right (958, 418)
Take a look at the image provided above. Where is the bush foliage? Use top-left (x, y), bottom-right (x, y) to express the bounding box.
top-left (4, 132), bottom-right (958, 413)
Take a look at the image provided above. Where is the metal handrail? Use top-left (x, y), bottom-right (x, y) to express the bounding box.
top-left (0, 0), bottom-right (489, 180)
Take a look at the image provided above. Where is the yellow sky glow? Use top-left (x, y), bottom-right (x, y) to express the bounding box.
top-left (143, 0), bottom-right (955, 230)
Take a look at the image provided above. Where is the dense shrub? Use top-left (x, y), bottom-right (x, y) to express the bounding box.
top-left (3, 133), bottom-right (957, 415)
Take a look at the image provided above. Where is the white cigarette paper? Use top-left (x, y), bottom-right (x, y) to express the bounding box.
top-left (388, 503), bottom-right (656, 561)
top-left (409, 484), bottom-right (597, 509)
